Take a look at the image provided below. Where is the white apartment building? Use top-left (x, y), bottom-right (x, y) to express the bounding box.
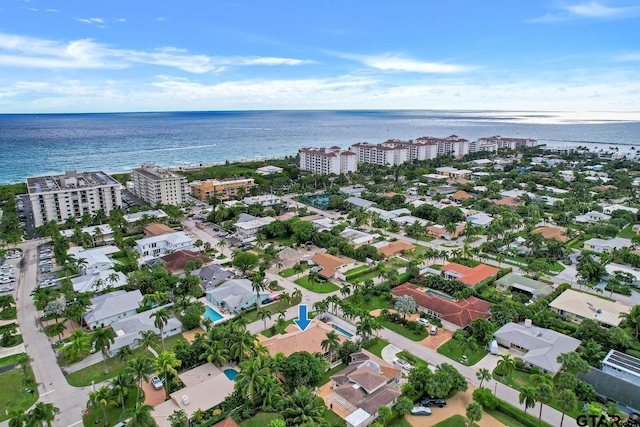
top-left (131, 163), bottom-right (188, 206)
top-left (299, 147), bottom-right (357, 175)
top-left (412, 135), bottom-right (469, 158)
top-left (381, 139), bottom-right (438, 161)
top-left (349, 142), bottom-right (408, 166)
top-left (470, 136), bottom-right (538, 152)
top-left (27, 170), bottom-right (122, 227)
top-left (243, 195), bottom-right (282, 206)
top-left (134, 231), bottom-right (193, 262)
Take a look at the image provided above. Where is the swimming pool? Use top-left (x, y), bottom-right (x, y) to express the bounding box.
top-left (424, 289), bottom-right (455, 301)
top-left (203, 306), bottom-right (224, 322)
top-left (331, 324), bottom-right (354, 338)
top-left (223, 368), bottom-right (238, 381)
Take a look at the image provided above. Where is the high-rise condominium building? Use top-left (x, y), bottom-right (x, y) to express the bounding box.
top-left (131, 163), bottom-right (188, 206)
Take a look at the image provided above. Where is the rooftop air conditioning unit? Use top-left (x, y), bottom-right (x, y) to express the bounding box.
top-left (182, 395), bottom-right (190, 405)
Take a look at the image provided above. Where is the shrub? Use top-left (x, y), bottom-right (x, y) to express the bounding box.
top-left (472, 387), bottom-right (498, 410)
top-left (494, 399), bottom-right (551, 427)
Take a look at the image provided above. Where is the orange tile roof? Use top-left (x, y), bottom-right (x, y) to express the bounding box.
top-left (376, 241), bottom-right (416, 258)
top-left (491, 196), bottom-right (520, 207)
top-left (261, 319), bottom-right (347, 357)
top-left (311, 253), bottom-right (358, 278)
top-left (531, 226), bottom-right (569, 242)
top-left (452, 190), bottom-right (473, 200)
top-left (427, 224), bottom-right (465, 238)
top-left (442, 262), bottom-right (499, 286)
top-left (144, 223), bottom-right (176, 237)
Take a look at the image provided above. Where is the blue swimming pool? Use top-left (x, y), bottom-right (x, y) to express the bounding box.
top-left (203, 306), bottom-right (224, 322)
top-left (424, 289), bottom-right (455, 301)
top-left (223, 368), bottom-right (238, 381)
top-left (331, 324), bottom-right (354, 337)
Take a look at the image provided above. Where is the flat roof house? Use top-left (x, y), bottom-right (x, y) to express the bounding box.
top-left (60, 224), bottom-right (114, 246)
top-left (496, 273), bottom-right (554, 300)
top-left (602, 350), bottom-right (640, 386)
top-left (391, 283), bottom-right (492, 330)
top-left (233, 216), bottom-right (275, 242)
top-left (549, 289), bottom-right (631, 327)
top-left (135, 231), bottom-right (193, 262)
top-left (493, 321), bottom-right (582, 374)
top-left (442, 262), bottom-right (499, 286)
top-left (84, 290), bottom-right (143, 330)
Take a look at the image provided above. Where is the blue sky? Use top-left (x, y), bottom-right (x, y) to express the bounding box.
top-left (0, 0), bottom-right (639, 113)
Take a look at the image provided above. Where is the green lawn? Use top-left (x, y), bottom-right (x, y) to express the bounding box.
top-left (380, 319), bottom-right (429, 341)
top-left (241, 299), bottom-right (299, 323)
top-left (486, 408), bottom-right (528, 427)
top-left (82, 388), bottom-right (139, 427)
top-left (319, 363), bottom-right (347, 385)
top-left (433, 415), bottom-right (472, 427)
top-left (0, 353), bottom-right (25, 367)
top-left (260, 319), bottom-right (295, 337)
top-left (388, 417), bottom-right (412, 427)
top-left (0, 307), bottom-right (16, 320)
top-left (239, 412), bottom-right (282, 427)
top-left (362, 337), bottom-right (389, 358)
top-left (347, 295), bottom-right (390, 314)
top-left (294, 276), bottom-right (339, 293)
top-left (279, 264), bottom-right (309, 278)
top-left (344, 265), bottom-right (374, 277)
top-left (0, 365), bottom-right (39, 422)
top-left (396, 350), bottom-right (429, 370)
top-left (350, 270), bottom-right (382, 284)
top-left (407, 234), bottom-right (435, 243)
top-left (271, 235), bottom-right (297, 246)
top-left (437, 339), bottom-right (488, 366)
top-left (66, 347), bottom-right (148, 387)
top-left (619, 225), bottom-right (637, 238)
top-left (324, 409), bottom-right (346, 427)
top-left (492, 368), bottom-right (532, 391)
top-left (162, 334), bottom-right (188, 352)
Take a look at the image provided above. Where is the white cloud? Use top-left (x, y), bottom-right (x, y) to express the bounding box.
top-left (615, 51), bottom-right (640, 61)
top-left (156, 17), bottom-right (167, 22)
top-left (117, 18), bottom-right (126, 22)
top-left (0, 33), bottom-right (315, 73)
top-left (338, 53), bottom-right (470, 73)
top-left (46, 9), bottom-right (59, 13)
top-left (564, 1), bottom-right (640, 18)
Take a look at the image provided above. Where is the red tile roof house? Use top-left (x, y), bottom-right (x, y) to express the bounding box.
top-left (441, 262), bottom-right (500, 286)
top-left (158, 250), bottom-right (213, 275)
top-left (391, 283), bottom-right (492, 331)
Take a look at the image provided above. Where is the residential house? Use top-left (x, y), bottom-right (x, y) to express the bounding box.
top-left (422, 173), bottom-right (448, 182)
top-left (152, 363), bottom-right (235, 427)
top-left (190, 178), bottom-right (255, 201)
top-left (390, 215), bottom-right (428, 227)
top-left (110, 305), bottom-right (182, 354)
top-left (451, 190), bottom-right (473, 202)
top-left (310, 253), bottom-right (360, 280)
top-left (426, 223), bottom-right (465, 240)
top-left (467, 212), bottom-right (493, 227)
top-left (575, 211), bottom-right (612, 224)
top-left (531, 226), bottom-right (569, 242)
top-left (601, 350), bottom-right (640, 386)
top-left (233, 216), bottom-right (275, 242)
top-left (123, 210), bottom-right (168, 225)
top-left (261, 319), bottom-right (347, 358)
top-left (345, 197), bottom-right (375, 209)
top-left (429, 185), bottom-right (458, 195)
top-left (135, 231), bottom-right (193, 262)
top-left (71, 269), bottom-right (127, 294)
top-left (373, 241), bottom-right (416, 260)
top-left (243, 195), bottom-right (282, 206)
top-left (391, 283), bottom-right (492, 330)
top-left (583, 237), bottom-right (632, 254)
top-left (205, 279), bottom-right (270, 314)
top-left (84, 290), bottom-right (143, 329)
top-left (602, 204), bottom-right (638, 215)
top-left (157, 250), bottom-right (213, 275)
top-left (143, 223), bottom-right (176, 237)
top-left (325, 350), bottom-right (402, 427)
top-left (70, 248), bottom-right (115, 275)
top-left (366, 207), bottom-right (411, 221)
top-left (60, 224), bottom-right (114, 246)
top-left (579, 368), bottom-right (640, 416)
top-left (339, 228), bottom-right (379, 247)
top-left (186, 265), bottom-right (234, 290)
top-left (441, 262), bottom-right (499, 286)
top-left (496, 273), bottom-right (554, 300)
top-left (549, 289), bottom-right (631, 327)
top-left (493, 321), bottom-right (581, 374)
top-left (255, 165), bottom-right (284, 175)
top-left (435, 167), bottom-right (472, 179)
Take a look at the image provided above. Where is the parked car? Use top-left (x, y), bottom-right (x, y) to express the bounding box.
top-left (261, 297), bottom-right (275, 305)
top-left (151, 375), bottom-right (163, 390)
top-left (410, 407), bottom-right (432, 416)
top-left (420, 396), bottom-right (447, 408)
top-left (430, 325), bottom-right (438, 335)
top-left (416, 317), bottom-right (430, 326)
top-left (394, 358), bottom-right (411, 369)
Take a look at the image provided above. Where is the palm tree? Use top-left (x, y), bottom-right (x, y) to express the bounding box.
top-left (281, 387), bottom-right (326, 426)
top-left (15, 353), bottom-right (32, 382)
top-left (27, 402), bottom-right (60, 427)
top-left (519, 386), bottom-right (536, 415)
top-left (292, 262), bottom-right (304, 279)
top-left (257, 309), bottom-right (272, 331)
top-left (8, 409), bottom-right (26, 427)
top-left (127, 354), bottom-right (154, 402)
top-left (229, 329), bottom-right (258, 362)
top-left (535, 383), bottom-right (554, 421)
top-left (151, 308), bottom-right (170, 350)
top-left (321, 330), bottom-right (341, 364)
top-left (622, 304), bottom-right (640, 339)
top-left (466, 402), bottom-right (483, 427)
top-left (556, 352), bottom-right (590, 374)
top-left (92, 327), bottom-right (116, 374)
top-left (445, 222), bottom-right (458, 239)
top-left (531, 372), bottom-right (554, 387)
top-left (496, 354), bottom-right (515, 381)
top-left (216, 240), bottom-right (227, 257)
top-left (292, 288), bottom-right (303, 303)
top-left (199, 339), bottom-right (229, 367)
top-left (135, 330), bottom-right (160, 354)
top-left (557, 389), bottom-right (578, 427)
top-left (124, 402), bottom-right (158, 427)
top-left (235, 356), bottom-right (271, 403)
top-left (168, 410), bottom-right (188, 427)
top-left (394, 295), bottom-right (417, 319)
top-left (47, 321), bottom-right (66, 342)
top-left (116, 345), bottom-right (134, 363)
top-left (110, 372), bottom-right (132, 413)
top-left (476, 368), bottom-right (492, 388)
top-left (155, 351), bottom-right (182, 399)
top-left (251, 272), bottom-right (267, 311)
top-left (61, 329), bottom-right (91, 362)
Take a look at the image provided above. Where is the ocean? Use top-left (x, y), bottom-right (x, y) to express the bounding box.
top-left (1, 110), bottom-right (639, 184)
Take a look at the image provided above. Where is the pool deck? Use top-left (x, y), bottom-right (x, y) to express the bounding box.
top-left (199, 297), bottom-right (235, 325)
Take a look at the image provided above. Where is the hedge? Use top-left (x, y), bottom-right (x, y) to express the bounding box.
top-left (344, 265), bottom-right (379, 280)
top-left (494, 399), bottom-right (553, 427)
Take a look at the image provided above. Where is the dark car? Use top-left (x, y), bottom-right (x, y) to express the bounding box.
top-left (261, 297), bottom-right (274, 304)
top-left (420, 397), bottom-right (447, 408)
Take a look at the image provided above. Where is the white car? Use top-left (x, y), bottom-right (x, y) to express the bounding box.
top-left (394, 358), bottom-right (411, 369)
top-left (151, 375), bottom-right (163, 390)
top-left (416, 318), bottom-right (430, 327)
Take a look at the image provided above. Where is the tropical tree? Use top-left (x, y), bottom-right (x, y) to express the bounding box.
top-left (15, 353), bottom-right (32, 382)
top-left (292, 262), bottom-right (304, 279)
top-left (168, 410), bottom-right (188, 427)
top-left (151, 308), bottom-right (170, 351)
top-left (135, 330), bottom-right (160, 354)
top-left (155, 351), bottom-right (182, 399)
top-left (556, 352), bottom-right (590, 375)
top-left (235, 356), bottom-right (271, 402)
top-left (466, 402), bottom-right (483, 427)
top-left (535, 383), bottom-right (555, 421)
top-left (92, 326), bottom-right (116, 374)
top-left (519, 386), bottom-right (536, 416)
top-left (44, 300), bottom-right (65, 323)
top-left (476, 368), bottom-right (492, 389)
top-left (61, 329), bottom-right (91, 362)
top-left (321, 330), bottom-right (341, 364)
top-left (393, 395), bottom-right (414, 417)
top-left (622, 304), bottom-right (640, 339)
top-left (199, 339), bottom-right (229, 367)
top-left (47, 321), bottom-right (66, 342)
top-left (124, 402), bottom-right (158, 427)
top-left (127, 354), bottom-right (154, 402)
top-left (110, 372), bottom-right (132, 413)
top-left (251, 271), bottom-right (267, 311)
top-left (557, 389), bottom-right (579, 427)
top-left (281, 387), bottom-right (326, 426)
top-left (257, 309), bottom-right (272, 331)
top-left (26, 402), bottom-right (60, 427)
top-left (394, 295), bottom-right (417, 319)
top-left (496, 354), bottom-right (515, 381)
top-left (116, 345), bottom-right (134, 363)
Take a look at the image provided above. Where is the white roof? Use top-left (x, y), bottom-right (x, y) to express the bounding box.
top-left (123, 210), bottom-right (167, 223)
top-left (71, 269), bottom-right (127, 293)
top-left (84, 290), bottom-right (143, 324)
top-left (584, 237), bottom-right (632, 250)
top-left (339, 228), bottom-right (378, 245)
top-left (312, 218), bottom-right (336, 229)
top-left (135, 231), bottom-right (192, 247)
top-left (391, 216), bottom-right (428, 226)
top-left (467, 212), bottom-right (493, 226)
top-left (345, 408), bottom-right (371, 426)
top-left (602, 204), bottom-right (638, 214)
top-left (233, 216), bottom-right (275, 231)
top-left (71, 248), bottom-right (113, 267)
top-left (60, 224), bottom-right (113, 239)
top-left (549, 289), bottom-right (631, 327)
top-left (422, 173), bottom-right (448, 180)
